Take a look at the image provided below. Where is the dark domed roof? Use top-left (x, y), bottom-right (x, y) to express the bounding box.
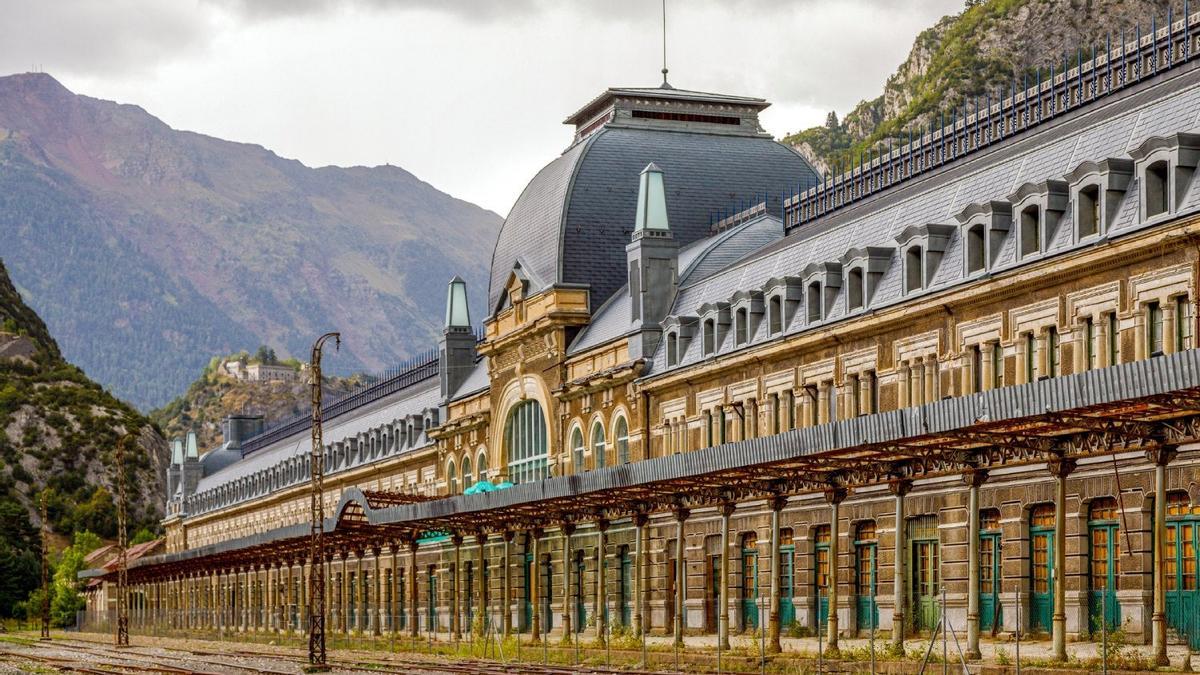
top-left (488, 124), bottom-right (818, 315)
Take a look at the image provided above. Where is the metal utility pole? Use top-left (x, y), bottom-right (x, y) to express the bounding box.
top-left (115, 436), bottom-right (131, 647)
top-left (307, 332), bottom-right (339, 670)
top-left (39, 491), bottom-right (50, 641)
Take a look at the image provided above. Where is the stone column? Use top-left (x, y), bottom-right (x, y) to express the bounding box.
top-left (818, 382), bottom-right (831, 424)
top-left (768, 495), bottom-right (785, 653)
top-left (965, 469), bottom-right (988, 660)
top-left (1048, 458), bottom-right (1076, 662)
top-left (452, 534), bottom-right (463, 640)
top-left (1036, 330), bottom-right (1050, 379)
top-left (859, 371), bottom-right (874, 415)
top-left (530, 529), bottom-right (542, 642)
top-left (597, 519), bottom-right (609, 643)
top-left (800, 387), bottom-right (814, 427)
top-left (719, 503), bottom-right (734, 650)
top-left (372, 547), bottom-right (382, 636)
top-left (1164, 300), bottom-right (1178, 355)
top-left (981, 343), bottom-right (995, 391)
top-left (1015, 337), bottom-right (1028, 385)
top-left (1148, 446), bottom-right (1177, 666)
top-left (891, 480), bottom-right (912, 648)
top-left (826, 488), bottom-right (846, 652)
top-left (283, 562), bottom-right (293, 634)
top-left (673, 507), bottom-right (689, 646)
top-left (408, 539), bottom-right (419, 637)
top-left (898, 363), bottom-right (911, 407)
top-left (923, 355), bottom-right (937, 403)
top-left (502, 531), bottom-right (513, 638)
top-left (634, 513), bottom-right (648, 638)
top-left (390, 544), bottom-right (400, 633)
top-left (562, 524), bottom-right (575, 637)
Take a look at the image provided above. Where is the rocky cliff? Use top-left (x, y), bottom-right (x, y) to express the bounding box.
top-left (784, 0), bottom-right (1179, 173)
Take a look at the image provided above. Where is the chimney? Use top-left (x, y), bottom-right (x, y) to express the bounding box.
top-left (222, 414), bottom-right (264, 449)
top-left (626, 162), bottom-right (678, 359)
top-left (167, 439), bottom-right (183, 498)
top-left (440, 276), bottom-right (477, 403)
top-left (181, 431), bottom-right (202, 498)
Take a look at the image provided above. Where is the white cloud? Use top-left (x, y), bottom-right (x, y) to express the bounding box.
top-left (0, 0), bottom-right (962, 215)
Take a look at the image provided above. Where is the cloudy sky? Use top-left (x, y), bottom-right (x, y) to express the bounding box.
top-left (1, 0), bottom-right (962, 216)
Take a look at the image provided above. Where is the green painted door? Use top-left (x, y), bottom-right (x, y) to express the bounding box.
top-left (979, 531), bottom-right (1001, 633)
top-left (815, 526), bottom-right (830, 628)
top-left (779, 544), bottom-right (795, 628)
top-left (1030, 522), bottom-right (1054, 633)
top-left (855, 542), bottom-right (877, 630)
top-left (522, 553), bottom-right (532, 632)
top-left (426, 567), bottom-right (437, 629)
top-left (1088, 520), bottom-right (1120, 632)
top-left (619, 548), bottom-right (633, 627)
top-left (573, 555), bottom-right (586, 632)
top-left (741, 546), bottom-right (758, 630)
top-left (910, 539), bottom-right (940, 631)
top-left (1166, 511), bottom-right (1200, 651)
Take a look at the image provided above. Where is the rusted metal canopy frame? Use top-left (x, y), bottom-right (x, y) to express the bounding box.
top-left (120, 350), bottom-right (1200, 583)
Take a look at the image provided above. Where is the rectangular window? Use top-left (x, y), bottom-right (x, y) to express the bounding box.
top-left (1085, 318), bottom-right (1096, 370)
top-left (1025, 333), bottom-right (1036, 381)
top-left (991, 341), bottom-right (1003, 388)
top-left (1148, 301), bottom-right (1164, 356)
top-left (771, 394), bottom-right (780, 434)
top-left (1048, 327), bottom-right (1059, 377)
top-left (1176, 297), bottom-right (1191, 351)
top-left (1108, 313), bottom-right (1120, 365)
top-left (971, 345), bottom-right (983, 393)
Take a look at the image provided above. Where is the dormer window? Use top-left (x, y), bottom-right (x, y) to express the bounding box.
top-left (905, 246), bottom-right (924, 292)
top-left (703, 318), bottom-right (716, 355)
top-left (839, 247), bottom-right (891, 312)
top-left (955, 201), bottom-right (1011, 276)
top-left (1064, 158), bottom-right (1133, 240)
top-left (807, 281), bottom-right (822, 322)
top-left (697, 302), bottom-right (730, 356)
top-left (1008, 181), bottom-right (1067, 258)
top-left (761, 276), bottom-right (801, 336)
top-left (666, 330), bottom-right (679, 366)
top-left (730, 290), bottom-right (764, 347)
top-left (895, 224), bottom-right (952, 294)
top-left (802, 262), bottom-right (841, 323)
top-left (659, 315), bottom-right (697, 367)
top-left (1130, 132), bottom-right (1200, 222)
top-left (1146, 161), bottom-right (1169, 218)
top-left (847, 268), bottom-right (864, 310)
top-left (1077, 185), bottom-right (1100, 238)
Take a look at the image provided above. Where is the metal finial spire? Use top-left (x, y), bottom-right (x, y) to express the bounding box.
top-left (660, 0), bottom-right (672, 88)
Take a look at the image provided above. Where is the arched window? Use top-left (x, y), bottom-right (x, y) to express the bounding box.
top-left (591, 420), bottom-right (607, 469)
top-left (905, 246), bottom-right (924, 293)
top-left (504, 400), bottom-right (548, 484)
top-left (614, 416), bottom-right (630, 464)
top-left (966, 224), bottom-right (986, 273)
top-left (462, 454), bottom-right (473, 489)
top-left (1146, 160), bottom-right (1169, 218)
top-left (571, 427), bottom-right (585, 473)
top-left (447, 460), bottom-right (458, 495)
top-left (1020, 205), bottom-right (1041, 256)
top-left (477, 450), bottom-right (488, 481)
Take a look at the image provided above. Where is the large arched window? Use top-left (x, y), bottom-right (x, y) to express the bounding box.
top-left (571, 427), bottom-right (585, 473)
top-left (447, 460), bottom-right (458, 495)
top-left (591, 420), bottom-right (607, 469)
top-left (462, 454), bottom-right (473, 489)
top-left (505, 400), bottom-right (548, 484)
top-left (614, 415), bottom-right (630, 464)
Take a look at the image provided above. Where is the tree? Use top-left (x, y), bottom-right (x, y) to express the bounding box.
top-left (253, 345), bottom-right (278, 365)
top-left (825, 111), bottom-right (840, 130)
top-left (49, 530), bottom-right (101, 627)
top-left (0, 499), bottom-right (39, 618)
top-left (131, 528), bottom-right (157, 545)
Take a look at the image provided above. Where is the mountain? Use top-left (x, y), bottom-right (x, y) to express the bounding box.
top-left (149, 352), bottom-right (364, 452)
top-left (0, 257), bottom-right (166, 614)
top-left (783, 0), bottom-right (1177, 174)
top-left (0, 73), bottom-right (501, 409)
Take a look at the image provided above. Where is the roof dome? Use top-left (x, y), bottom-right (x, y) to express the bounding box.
top-left (488, 87), bottom-right (818, 315)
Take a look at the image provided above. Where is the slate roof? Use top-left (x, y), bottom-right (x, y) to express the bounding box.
top-left (488, 125), bottom-right (817, 316)
top-left (651, 59), bottom-right (1200, 375)
top-left (568, 213), bottom-right (786, 355)
top-left (449, 357), bottom-right (490, 402)
top-left (564, 85), bottom-right (769, 125)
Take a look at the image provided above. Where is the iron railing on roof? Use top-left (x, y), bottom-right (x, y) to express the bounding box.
top-left (784, 6), bottom-right (1200, 230)
top-left (708, 193), bottom-right (788, 235)
top-left (239, 350), bottom-right (441, 456)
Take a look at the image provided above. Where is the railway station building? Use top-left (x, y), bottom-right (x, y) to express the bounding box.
top-left (85, 15), bottom-right (1200, 662)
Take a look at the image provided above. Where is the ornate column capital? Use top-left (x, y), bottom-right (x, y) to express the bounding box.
top-left (561, 522), bottom-right (577, 536)
top-left (1145, 446), bottom-right (1178, 466)
top-left (888, 478), bottom-right (913, 497)
top-left (1047, 457), bottom-right (1077, 479)
top-left (597, 518), bottom-right (610, 533)
top-left (450, 533), bottom-right (463, 547)
top-left (673, 506), bottom-right (690, 522)
top-left (824, 487), bottom-right (847, 505)
top-left (720, 502), bottom-right (737, 518)
top-left (962, 468), bottom-right (990, 488)
top-left (632, 512), bottom-right (649, 528)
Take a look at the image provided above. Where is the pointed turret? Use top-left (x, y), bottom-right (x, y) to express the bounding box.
top-left (167, 439), bottom-right (183, 498)
top-left (440, 276), bottom-right (478, 404)
top-left (627, 162), bottom-right (679, 359)
top-left (180, 431), bottom-right (203, 500)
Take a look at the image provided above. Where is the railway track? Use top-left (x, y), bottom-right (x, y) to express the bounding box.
top-left (1, 635), bottom-right (683, 675)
